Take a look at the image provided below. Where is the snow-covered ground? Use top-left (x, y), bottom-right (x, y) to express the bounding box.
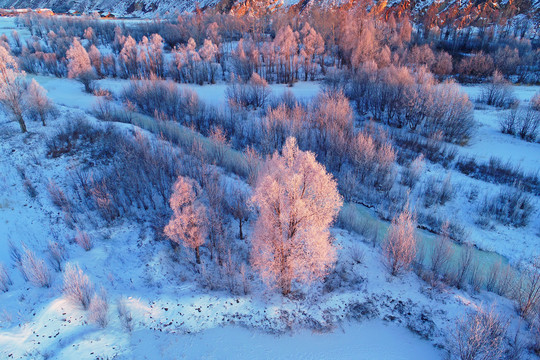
top-left (28, 74), bottom-right (540, 265)
top-left (0, 88), bottom-right (532, 359)
top-left (458, 84), bottom-right (540, 173)
top-left (0, 17), bottom-right (538, 355)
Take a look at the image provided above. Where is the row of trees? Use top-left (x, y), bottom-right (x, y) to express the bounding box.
top-left (11, 7), bottom-right (539, 87)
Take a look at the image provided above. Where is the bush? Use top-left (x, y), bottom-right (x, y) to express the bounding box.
top-left (401, 154), bottom-right (424, 188)
top-left (449, 307), bottom-right (508, 360)
top-left (88, 289), bottom-right (109, 328)
top-left (121, 78), bottom-right (202, 128)
top-left (514, 258), bottom-right (540, 319)
top-left (422, 173), bottom-right (453, 208)
top-left (20, 247), bottom-right (52, 288)
top-left (226, 73), bottom-right (271, 109)
top-left (479, 185), bottom-right (533, 227)
top-left (63, 263), bottom-right (94, 309)
top-left (0, 263), bottom-right (12, 292)
top-left (117, 297), bottom-right (134, 332)
top-left (74, 230), bottom-right (93, 251)
top-left (382, 206), bottom-right (417, 276)
top-left (479, 71), bottom-right (517, 109)
top-left (47, 240), bottom-right (66, 272)
top-left (532, 92), bottom-right (540, 111)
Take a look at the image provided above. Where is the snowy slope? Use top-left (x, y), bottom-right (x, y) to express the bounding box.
top-left (0, 0), bottom-right (537, 19)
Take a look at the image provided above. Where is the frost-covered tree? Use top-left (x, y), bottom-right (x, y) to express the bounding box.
top-left (0, 46), bottom-right (27, 132)
top-left (119, 35), bottom-right (138, 78)
top-left (164, 176), bottom-right (208, 264)
top-left (26, 79), bottom-right (53, 126)
top-left (383, 204), bottom-right (417, 276)
top-left (274, 26), bottom-right (299, 84)
top-left (250, 137), bottom-right (342, 295)
top-left (66, 38), bottom-right (95, 92)
top-left (199, 39), bottom-right (218, 83)
top-left (88, 45), bottom-right (102, 77)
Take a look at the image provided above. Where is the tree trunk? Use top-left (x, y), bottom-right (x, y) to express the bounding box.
top-left (195, 246), bottom-right (201, 264)
top-left (17, 114), bottom-right (27, 133)
top-left (40, 112), bottom-right (46, 126)
top-left (239, 219), bottom-right (243, 240)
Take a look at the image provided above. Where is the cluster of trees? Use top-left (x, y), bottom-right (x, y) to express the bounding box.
top-left (165, 137), bottom-right (342, 295)
top-left (344, 65), bottom-right (475, 143)
top-left (0, 45), bottom-right (54, 132)
top-left (9, 6), bottom-right (538, 90)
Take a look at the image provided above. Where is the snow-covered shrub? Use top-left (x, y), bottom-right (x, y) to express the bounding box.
top-left (400, 154), bottom-right (424, 188)
top-left (516, 107), bottom-right (539, 142)
top-left (88, 289), bottom-right (109, 328)
top-left (532, 92), bottom-right (540, 112)
top-left (422, 174), bottom-right (453, 208)
top-left (514, 258), bottom-right (540, 319)
top-left (46, 180), bottom-right (75, 227)
top-left (117, 297), bottom-right (133, 332)
top-left (453, 243), bottom-right (474, 289)
top-left (45, 116), bottom-right (103, 158)
top-left (382, 206), bottom-right (417, 276)
top-left (0, 263), bottom-right (12, 292)
top-left (455, 155), bottom-right (539, 194)
top-left (457, 51), bottom-right (495, 78)
top-left (122, 78), bottom-right (201, 125)
top-left (449, 307), bottom-right (508, 360)
top-left (479, 71), bottom-right (517, 109)
top-left (349, 243), bottom-right (365, 265)
top-left (63, 263), bottom-right (94, 309)
top-left (247, 73), bottom-right (271, 108)
top-left (226, 73), bottom-right (271, 109)
top-left (479, 186), bottom-right (533, 227)
top-left (47, 240), bottom-right (66, 272)
top-left (25, 79), bottom-right (55, 126)
top-left (500, 108), bottom-right (519, 135)
top-left (74, 230), bottom-right (93, 251)
top-left (20, 247), bottom-right (52, 288)
top-left (485, 261), bottom-right (514, 297)
top-left (430, 223), bottom-right (453, 276)
top-left (337, 204), bottom-right (379, 246)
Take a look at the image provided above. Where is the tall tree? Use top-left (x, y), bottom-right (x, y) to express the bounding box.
top-left (250, 137), bottom-right (342, 295)
top-left (66, 38), bottom-right (95, 92)
top-left (164, 176), bottom-right (207, 264)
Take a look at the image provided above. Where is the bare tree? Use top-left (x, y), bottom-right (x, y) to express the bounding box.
top-left (250, 137), bottom-right (342, 295)
top-left (225, 186), bottom-right (250, 240)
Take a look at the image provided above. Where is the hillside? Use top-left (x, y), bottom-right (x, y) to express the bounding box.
top-left (0, 0), bottom-right (537, 24)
